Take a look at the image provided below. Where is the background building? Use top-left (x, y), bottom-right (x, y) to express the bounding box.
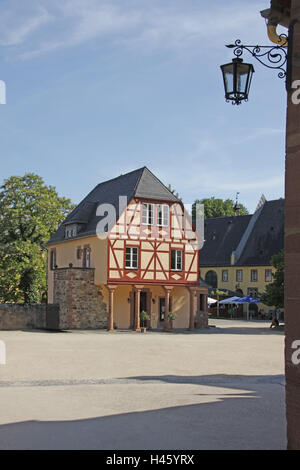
top-left (200, 198), bottom-right (284, 316)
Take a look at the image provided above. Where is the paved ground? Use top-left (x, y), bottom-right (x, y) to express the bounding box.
top-left (0, 319), bottom-right (286, 450)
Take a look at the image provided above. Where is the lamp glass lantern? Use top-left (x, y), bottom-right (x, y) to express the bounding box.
top-left (221, 58), bottom-right (255, 105)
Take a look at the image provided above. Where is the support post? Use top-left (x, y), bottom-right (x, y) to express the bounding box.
top-left (188, 288), bottom-right (196, 331)
top-left (107, 285), bottom-right (117, 331)
top-left (163, 286), bottom-right (173, 331)
top-left (134, 286), bottom-right (144, 332)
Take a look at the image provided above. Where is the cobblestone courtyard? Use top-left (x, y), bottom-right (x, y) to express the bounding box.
top-left (0, 320), bottom-right (286, 449)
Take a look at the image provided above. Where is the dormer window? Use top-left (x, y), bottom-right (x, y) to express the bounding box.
top-left (65, 224), bottom-right (78, 239)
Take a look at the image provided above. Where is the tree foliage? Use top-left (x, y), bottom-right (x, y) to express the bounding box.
top-left (192, 197), bottom-right (249, 219)
top-left (167, 184), bottom-right (182, 201)
top-left (260, 250), bottom-right (284, 309)
top-left (0, 174), bottom-right (74, 303)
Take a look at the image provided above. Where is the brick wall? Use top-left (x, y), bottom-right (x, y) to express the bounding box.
top-left (285, 1), bottom-right (300, 450)
top-left (0, 304), bottom-right (48, 330)
top-left (53, 267), bottom-right (108, 329)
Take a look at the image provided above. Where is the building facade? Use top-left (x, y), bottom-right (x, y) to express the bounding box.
top-left (48, 167), bottom-right (208, 330)
top-left (200, 198), bottom-right (284, 314)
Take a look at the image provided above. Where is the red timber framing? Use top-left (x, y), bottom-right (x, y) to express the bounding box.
top-left (107, 197), bottom-right (199, 287)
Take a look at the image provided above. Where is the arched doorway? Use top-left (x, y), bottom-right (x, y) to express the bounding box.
top-left (249, 302), bottom-right (258, 319)
top-left (205, 270), bottom-right (218, 289)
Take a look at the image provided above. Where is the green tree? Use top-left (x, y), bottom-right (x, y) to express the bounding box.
top-left (192, 197), bottom-right (249, 220)
top-left (0, 174), bottom-right (74, 303)
top-left (260, 250), bottom-right (284, 309)
top-left (167, 184), bottom-right (182, 201)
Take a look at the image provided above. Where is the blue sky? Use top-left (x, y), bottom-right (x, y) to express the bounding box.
top-left (0, 0), bottom-right (286, 213)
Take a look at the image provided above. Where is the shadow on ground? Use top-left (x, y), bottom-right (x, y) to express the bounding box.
top-left (0, 374), bottom-right (286, 450)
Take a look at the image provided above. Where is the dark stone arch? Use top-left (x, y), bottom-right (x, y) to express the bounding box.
top-left (205, 270), bottom-right (218, 289)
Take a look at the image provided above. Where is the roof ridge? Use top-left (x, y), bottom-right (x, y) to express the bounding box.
top-left (134, 166), bottom-right (180, 201)
top-left (91, 167), bottom-right (146, 192)
top-left (133, 166), bottom-right (147, 195)
top-left (205, 214), bottom-right (252, 221)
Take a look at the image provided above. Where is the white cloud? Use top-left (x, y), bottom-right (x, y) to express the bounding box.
top-left (0, 5), bottom-right (52, 47)
top-left (0, 0), bottom-right (267, 60)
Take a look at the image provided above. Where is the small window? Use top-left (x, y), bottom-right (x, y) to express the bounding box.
top-left (171, 249), bottom-right (182, 271)
top-left (83, 248), bottom-right (91, 268)
top-left (77, 248), bottom-right (82, 260)
top-left (142, 203), bottom-right (154, 225)
top-left (157, 204), bottom-right (169, 227)
top-left (247, 287), bottom-right (258, 297)
top-left (265, 269), bottom-right (272, 282)
top-left (50, 249), bottom-right (56, 270)
top-left (236, 269), bottom-right (243, 282)
top-left (222, 270), bottom-right (228, 282)
top-left (251, 269), bottom-right (258, 282)
top-left (126, 247), bottom-right (139, 269)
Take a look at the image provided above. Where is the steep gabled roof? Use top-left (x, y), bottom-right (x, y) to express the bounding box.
top-left (199, 214), bottom-right (252, 267)
top-left (199, 199), bottom-right (284, 267)
top-left (48, 167), bottom-right (179, 244)
top-left (236, 199), bottom-right (284, 266)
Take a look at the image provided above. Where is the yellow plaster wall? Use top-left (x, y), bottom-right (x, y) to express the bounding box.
top-left (48, 236), bottom-right (107, 303)
top-left (100, 284), bottom-right (194, 330)
top-left (102, 284), bottom-right (132, 329)
top-left (171, 286), bottom-right (191, 328)
top-left (200, 265), bottom-right (275, 310)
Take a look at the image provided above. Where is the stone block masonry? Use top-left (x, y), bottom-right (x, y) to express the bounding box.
top-left (0, 304), bottom-right (48, 330)
top-left (53, 268), bottom-right (108, 330)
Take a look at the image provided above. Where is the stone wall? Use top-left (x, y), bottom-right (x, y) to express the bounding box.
top-left (0, 304), bottom-right (48, 330)
top-left (195, 311), bottom-right (209, 329)
top-left (53, 267), bottom-right (108, 329)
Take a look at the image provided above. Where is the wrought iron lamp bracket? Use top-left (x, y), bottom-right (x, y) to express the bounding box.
top-left (226, 38), bottom-right (288, 79)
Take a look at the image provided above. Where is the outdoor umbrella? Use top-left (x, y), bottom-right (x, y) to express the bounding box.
top-left (236, 296), bottom-right (261, 320)
top-left (237, 296), bottom-right (260, 303)
top-left (219, 296), bottom-right (241, 304)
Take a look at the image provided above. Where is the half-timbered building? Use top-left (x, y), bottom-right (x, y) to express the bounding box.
top-left (48, 167), bottom-right (208, 330)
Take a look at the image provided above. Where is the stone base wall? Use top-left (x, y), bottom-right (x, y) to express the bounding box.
top-left (53, 268), bottom-right (108, 330)
top-left (195, 311), bottom-right (209, 329)
top-left (0, 304), bottom-right (48, 330)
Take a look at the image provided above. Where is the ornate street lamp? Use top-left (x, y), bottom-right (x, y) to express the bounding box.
top-left (221, 38), bottom-right (288, 105)
top-left (221, 58), bottom-right (255, 105)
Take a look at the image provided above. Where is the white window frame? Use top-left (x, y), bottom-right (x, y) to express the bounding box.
top-left (265, 269), bottom-right (272, 282)
top-left (171, 249), bottom-right (183, 271)
top-left (222, 270), bottom-right (228, 282)
top-left (142, 203), bottom-right (154, 226)
top-left (85, 249), bottom-right (90, 268)
top-left (125, 247), bottom-right (139, 269)
top-left (157, 204), bottom-right (169, 227)
top-left (251, 269), bottom-right (258, 282)
top-left (236, 269), bottom-right (243, 282)
top-left (65, 224), bottom-right (77, 239)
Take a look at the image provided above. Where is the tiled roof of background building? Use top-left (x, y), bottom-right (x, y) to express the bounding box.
top-left (199, 199), bottom-right (284, 267)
